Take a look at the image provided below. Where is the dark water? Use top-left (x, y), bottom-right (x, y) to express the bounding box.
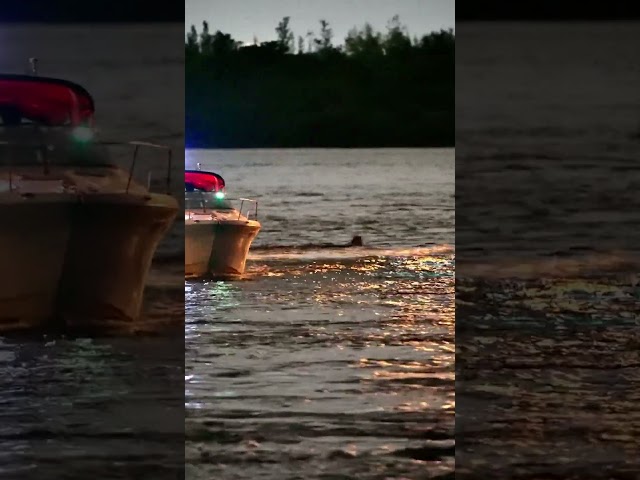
top-left (0, 24), bottom-right (184, 478)
top-left (185, 149), bottom-right (454, 479)
top-left (456, 22), bottom-right (640, 263)
top-left (0, 334), bottom-right (184, 479)
top-left (456, 23), bottom-right (640, 477)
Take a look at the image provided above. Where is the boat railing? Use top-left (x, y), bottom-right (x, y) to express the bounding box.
top-left (237, 198), bottom-right (259, 221)
top-left (0, 131), bottom-right (173, 195)
top-left (113, 140), bottom-right (173, 195)
top-left (185, 191), bottom-right (259, 221)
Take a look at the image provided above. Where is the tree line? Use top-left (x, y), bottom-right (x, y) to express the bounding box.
top-left (186, 16), bottom-right (454, 148)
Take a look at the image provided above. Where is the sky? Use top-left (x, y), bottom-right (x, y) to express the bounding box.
top-left (185, 0), bottom-right (454, 44)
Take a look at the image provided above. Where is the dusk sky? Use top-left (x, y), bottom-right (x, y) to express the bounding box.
top-left (186, 0), bottom-right (454, 44)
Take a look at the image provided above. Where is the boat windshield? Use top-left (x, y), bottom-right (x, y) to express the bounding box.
top-left (185, 191), bottom-right (234, 210)
top-left (0, 127), bottom-right (114, 167)
top-left (185, 170), bottom-right (234, 209)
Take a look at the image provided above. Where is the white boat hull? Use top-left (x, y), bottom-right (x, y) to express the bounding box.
top-left (0, 193), bottom-right (177, 333)
top-left (185, 219), bottom-right (260, 279)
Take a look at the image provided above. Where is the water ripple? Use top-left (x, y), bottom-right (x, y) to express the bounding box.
top-left (186, 247), bottom-right (454, 479)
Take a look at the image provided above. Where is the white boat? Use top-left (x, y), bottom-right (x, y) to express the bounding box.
top-left (184, 168), bottom-right (260, 279)
top-left (0, 72), bottom-right (178, 333)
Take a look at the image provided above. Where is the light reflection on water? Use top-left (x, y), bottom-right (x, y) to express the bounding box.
top-left (457, 271), bottom-right (640, 477)
top-left (0, 331), bottom-right (184, 478)
top-left (186, 247), bottom-right (454, 479)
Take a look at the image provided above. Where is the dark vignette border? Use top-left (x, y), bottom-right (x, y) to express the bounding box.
top-left (0, 13), bottom-right (185, 480)
top-left (455, 14), bottom-right (640, 479)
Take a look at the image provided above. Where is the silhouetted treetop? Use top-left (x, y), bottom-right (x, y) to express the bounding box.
top-left (276, 17), bottom-right (295, 53)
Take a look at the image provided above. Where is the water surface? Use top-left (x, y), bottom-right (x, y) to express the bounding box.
top-left (186, 148), bottom-right (454, 479)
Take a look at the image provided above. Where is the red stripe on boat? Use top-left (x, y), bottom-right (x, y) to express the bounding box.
top-left (185, 170), bottom-right (225, 192)
top-left (0, 75), bottom-right (94, 126)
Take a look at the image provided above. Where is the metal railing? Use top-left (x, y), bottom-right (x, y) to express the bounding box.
top-left (238, 197), bottom-right (258, 221)
top-left (185, 191), bottom-right (259, 221)
top-left (0, 129), bottom-right (173, 195)
top-left (185, 191), bottom-right (232, 211)
top-left (119, 141), bottom-right (172, 194)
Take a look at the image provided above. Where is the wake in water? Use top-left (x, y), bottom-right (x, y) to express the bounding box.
top-left (250, 240), bottom-right (454, 263)
top-left (459, 251), bottom-right (640, 282)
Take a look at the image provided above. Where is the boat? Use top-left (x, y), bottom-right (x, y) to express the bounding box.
top-left (0, 70), bottom-right (178, 333)
top-left (185, 167), bottom-right (260, 279)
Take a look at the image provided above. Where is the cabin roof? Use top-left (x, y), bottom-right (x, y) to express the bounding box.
top-left (185, 170), bottom-right (225, 192)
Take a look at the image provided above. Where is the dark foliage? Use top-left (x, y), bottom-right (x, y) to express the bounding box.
top-left (186, 17), bottom-right (454, 148)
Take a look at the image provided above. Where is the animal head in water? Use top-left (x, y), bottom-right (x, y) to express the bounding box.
top-left (350, 235), bottom-right (363, 247)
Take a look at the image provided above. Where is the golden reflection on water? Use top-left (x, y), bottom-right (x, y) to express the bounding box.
top-left (460, 274), bottom-right (639, 320)
top-left (344, 251), bottom-right (455, 414)
top-left (190, 248), bottom-right (455, 419)
top-left (292, 250), bottom-right (455, 410)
